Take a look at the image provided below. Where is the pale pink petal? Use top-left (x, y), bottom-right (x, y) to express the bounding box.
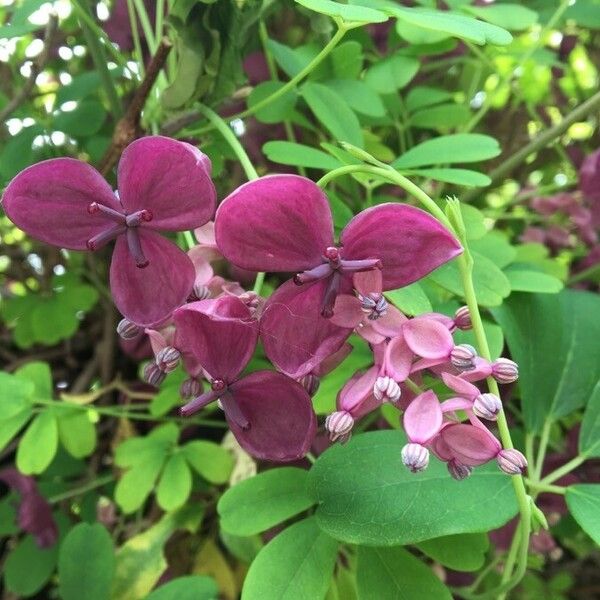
top-left (403, 390), bottom-right (443, 444)
top-left (383, 335), bottom-right (413, 382)
top-left (440, 423), bottom-right (501, 466)
top-left (441, 372), bottom-right (480, 399)
top-left (402, 318), bottom-right (454, 359)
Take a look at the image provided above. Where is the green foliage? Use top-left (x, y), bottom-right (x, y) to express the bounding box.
top-left (565, 485), bottom-right (600, 545)
top-left (146, 576), bottom-right (219, 600)
top-left (309, 431), bottom-right (518, 545)
top-left (415, 533), bottom-right (489, 572)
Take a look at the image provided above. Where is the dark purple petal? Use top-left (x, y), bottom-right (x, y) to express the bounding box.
top-left (340, 203), bottom-right (462, 290)
top-left (215, 175), bottom-right (334, 272)
top-left (2, 158), bottom-right (119, 250)
top-left (110, 230), bottom-right (195, 326)
top-left (117, 136), bottom-right (216, 231)
top-left (228, 371), bottom-right (317, 461)
top-left (260, 279), bottom-right (353, 378)
top-left (173, 296), bottom-right (258, 382)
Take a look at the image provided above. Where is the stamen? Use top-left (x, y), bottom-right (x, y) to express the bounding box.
top-left (180, 387), bottom-right (222, 417)
top-left (220, 394), bottom-right (250, 430)
top-left (126, 229), bottom-right (149, 268)
top-left (86, 224), bottom-right (126, 250)
top-left (340, 258), bottom-right (382, 273)
top-left (321, 271), bottom-right (341, 318)
top-left (294, 262), bottom-right (332, 285)
top-left (88, 202), bottom-right (126, 224)
top-left (125, 209), bottom-right (153, 227)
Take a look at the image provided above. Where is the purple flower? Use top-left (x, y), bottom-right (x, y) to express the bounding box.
top-left (2, 136), bottom-right (216, 326)
top-left (215, 174), bottom-right (462, 377)
top-left (173, 295), bottom-right (317, 461)
top-left (0, 469), bottom-right (58, 548)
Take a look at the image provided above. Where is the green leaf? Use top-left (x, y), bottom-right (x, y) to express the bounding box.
top-left (503, 266), bottom-right (564, 294)
top-left (295, 0), bottom-right (388, 24)
top-left (386, 283), bottom-right (432, 316)
top-left (58, 523), bottom-right (115, 600)
top-left (57, 408), bottom-right (96, 458)
top-left (462, 4), bottom-right (538, 31)
top-left (115, 453), bottom-right (166, 514)
top-left (263, 141), bottom-right (342, 170)
top-left (405, 86), bottom-right (453, 112)
top-left (461, 204), bottom-right (487, 240)
top-left (157, 453), bottom-right (192, 511)
top-left (325, 79), bottom-right (386, 117)
top-left (364, 53), bottom-right (419, 94)
top-left (410, 168), bottom-right (490, 187)
top-left (4, 535), bottom-right (58, 597)
top-left (0, 409), bottom-right (33, 453)
top-left (182, 440), bottom-right (234, 484)
top-left (17, 411), bottom-right (58, 475)
top-left (470, 231), bottom-right (516, 268)
top-left (241, 517), bottom-right (339, 600)
top-left (565, 485), bottom-right (600, 545)
top-left (248, 81), bottom-right (298, 124)
top-left (356, 546), bottom-right (452, 599)
top-left (308, 430), bottom-right (518, 545)
top-left (0, 372), bottom-right (34, 419)
top-left (410, 103), bottom-right (471, 130)
top-left (415, 533), bottom-right (489, 571)
top-left (218, 467), bottom-right (315, 536)
top-left (492, 290), bottom-right (600, 432)
top-left (267, 40), bottom-right (309, 78)
top-left (429, 253), bottom-right (511, 307)
top-left (54, 100), bottom-right (106, 137)
top-left (112, 506), bottom-right (203, 600)
top-left (14, 361), bottom-right (52, 399)
top-left (330, 41), bottom-right (363, 79)
top-left (146, 576), bottom-right (219, 600)
top-left (302, 82), bottom-right (363, 147)
top-left (579, 382), bottom-right (600, 457)
top-left (393, 134), bottom-right (500, 168)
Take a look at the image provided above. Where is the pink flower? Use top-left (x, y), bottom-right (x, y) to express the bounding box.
top-left (2, 136), bottom-right (216, 326)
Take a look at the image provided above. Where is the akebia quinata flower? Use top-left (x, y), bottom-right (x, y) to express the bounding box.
top-left (215, 174), bottom-right (462, 377)
top-left (173, 295), bottom-right (317, 461)
top-left (2, 136), bottom-right (216, 326)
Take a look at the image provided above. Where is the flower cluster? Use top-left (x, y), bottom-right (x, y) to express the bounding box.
top-left (2, 136), bottom-right (523, 473)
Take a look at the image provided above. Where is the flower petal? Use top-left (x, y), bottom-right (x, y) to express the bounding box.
top-left (110, 230), bottom-right (195, 326)
top-left (117, 136), bottom-right (216, 231)
top-left (260, 279), bottom-right (352, 378)
top-left (402, 318), bottom-right (454, 360)
top-left (228, 371), bottom-right (317, 461)
top-left (403, 390), bottom-right (443, 444)
top-left (340, 203), bottom-right (462, 290)
top-left (330, 295), bottom-right (364, 328)
top-left (2, 158), bottom-right (119, 250)
top-left (371, 304), bottom-right (407, 338)
top-left (338, 366), bottom-right (378, 415)
top-left (353, 269), bottom-right (382, 295)
top-left (441, 372), bottom-right (479, 398)
top-left (215, 175), bottom-right (334, 272)
top-left (440, 423), bottom-right (500, 466)
top-left (383, 335), bottom-right (413, 382)
top-left (313, 342), bottom-right (353, 377)
top-left (173, 296), bottom-right (258, 382)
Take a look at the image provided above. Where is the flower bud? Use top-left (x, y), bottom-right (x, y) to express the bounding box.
top-left (447, 459), bottom-right (472, 481)
top-left (401, 443), bottom-right (429, 473)
top-left (450, 344), bottom-right (477, 371)
top-left (453, 306), bottom-right (472, 330)
top-left (192, 283), bottom-right (211, 301)
top-left (373, 376), bottom-right (401, 403)
top-left (156, 346), bottom-right (181, 373)
top-left (492, 358), bottom-right (519, 384)
top-left (497, 449), bottom-right (528, 475)
top-left (298, 373), bottom-right (320, 397)
top-left (358, 293), bottom-right (388, 320)
top-left (180, 378), bottom-right (203, 400)
top-left (144, 362), bottom-right (165, 387)
top-left (473, 393), bottom-right (502, 420)
top-left (116, 318), bottom-right (142, 340)
top-left (325, 411), bottom-right (354, 443)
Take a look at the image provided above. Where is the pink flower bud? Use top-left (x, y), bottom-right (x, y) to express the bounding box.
top-left (325, 411), bottom-right (354, 443)
top-left (453, 306), bottom-right (472, 330)
top-left (447, 459), bottom-right (472, 481)
top-left (156, 346), bottom-right (181, 373)
top-left (116, 318), bottom-right (142, 340)
top-left (180, 378), bottom-right (203, 400)
top-left (401, 443), bottom-right (429, 473)
top-left (144, 362), bottom-right (165, 387)
top-left (492, 358), bottom-right (519, 384)
top-left (298, 373), bottom-right (320, 397)
top-left (497, 449), bottom-right (528, 475)
top-left (373, 376), bottom-right (401, 403)
top-left (451, 344), bottom-right (477, 371)
top-left (473, 393), bottom-right (502, 420)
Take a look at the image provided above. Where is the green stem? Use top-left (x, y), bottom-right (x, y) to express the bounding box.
top-left (525, 480), bottom-right (566, 496)
top-left (539, 454), bottom-right (586, 486)
top-left (132, 0), bottom-right (157, 53)
top-left (533, 417), bottom-right (553, 481)
top-left (568, 262), bottom-right (600, 285)
top-left (75, 0), bottom-right (122, 119)
top-left (405, 377), bottom-right (424, 395)
top-left (126, 0), bottom-right (145, 78)
top-left (48, 474), bottom-right (115, 504)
